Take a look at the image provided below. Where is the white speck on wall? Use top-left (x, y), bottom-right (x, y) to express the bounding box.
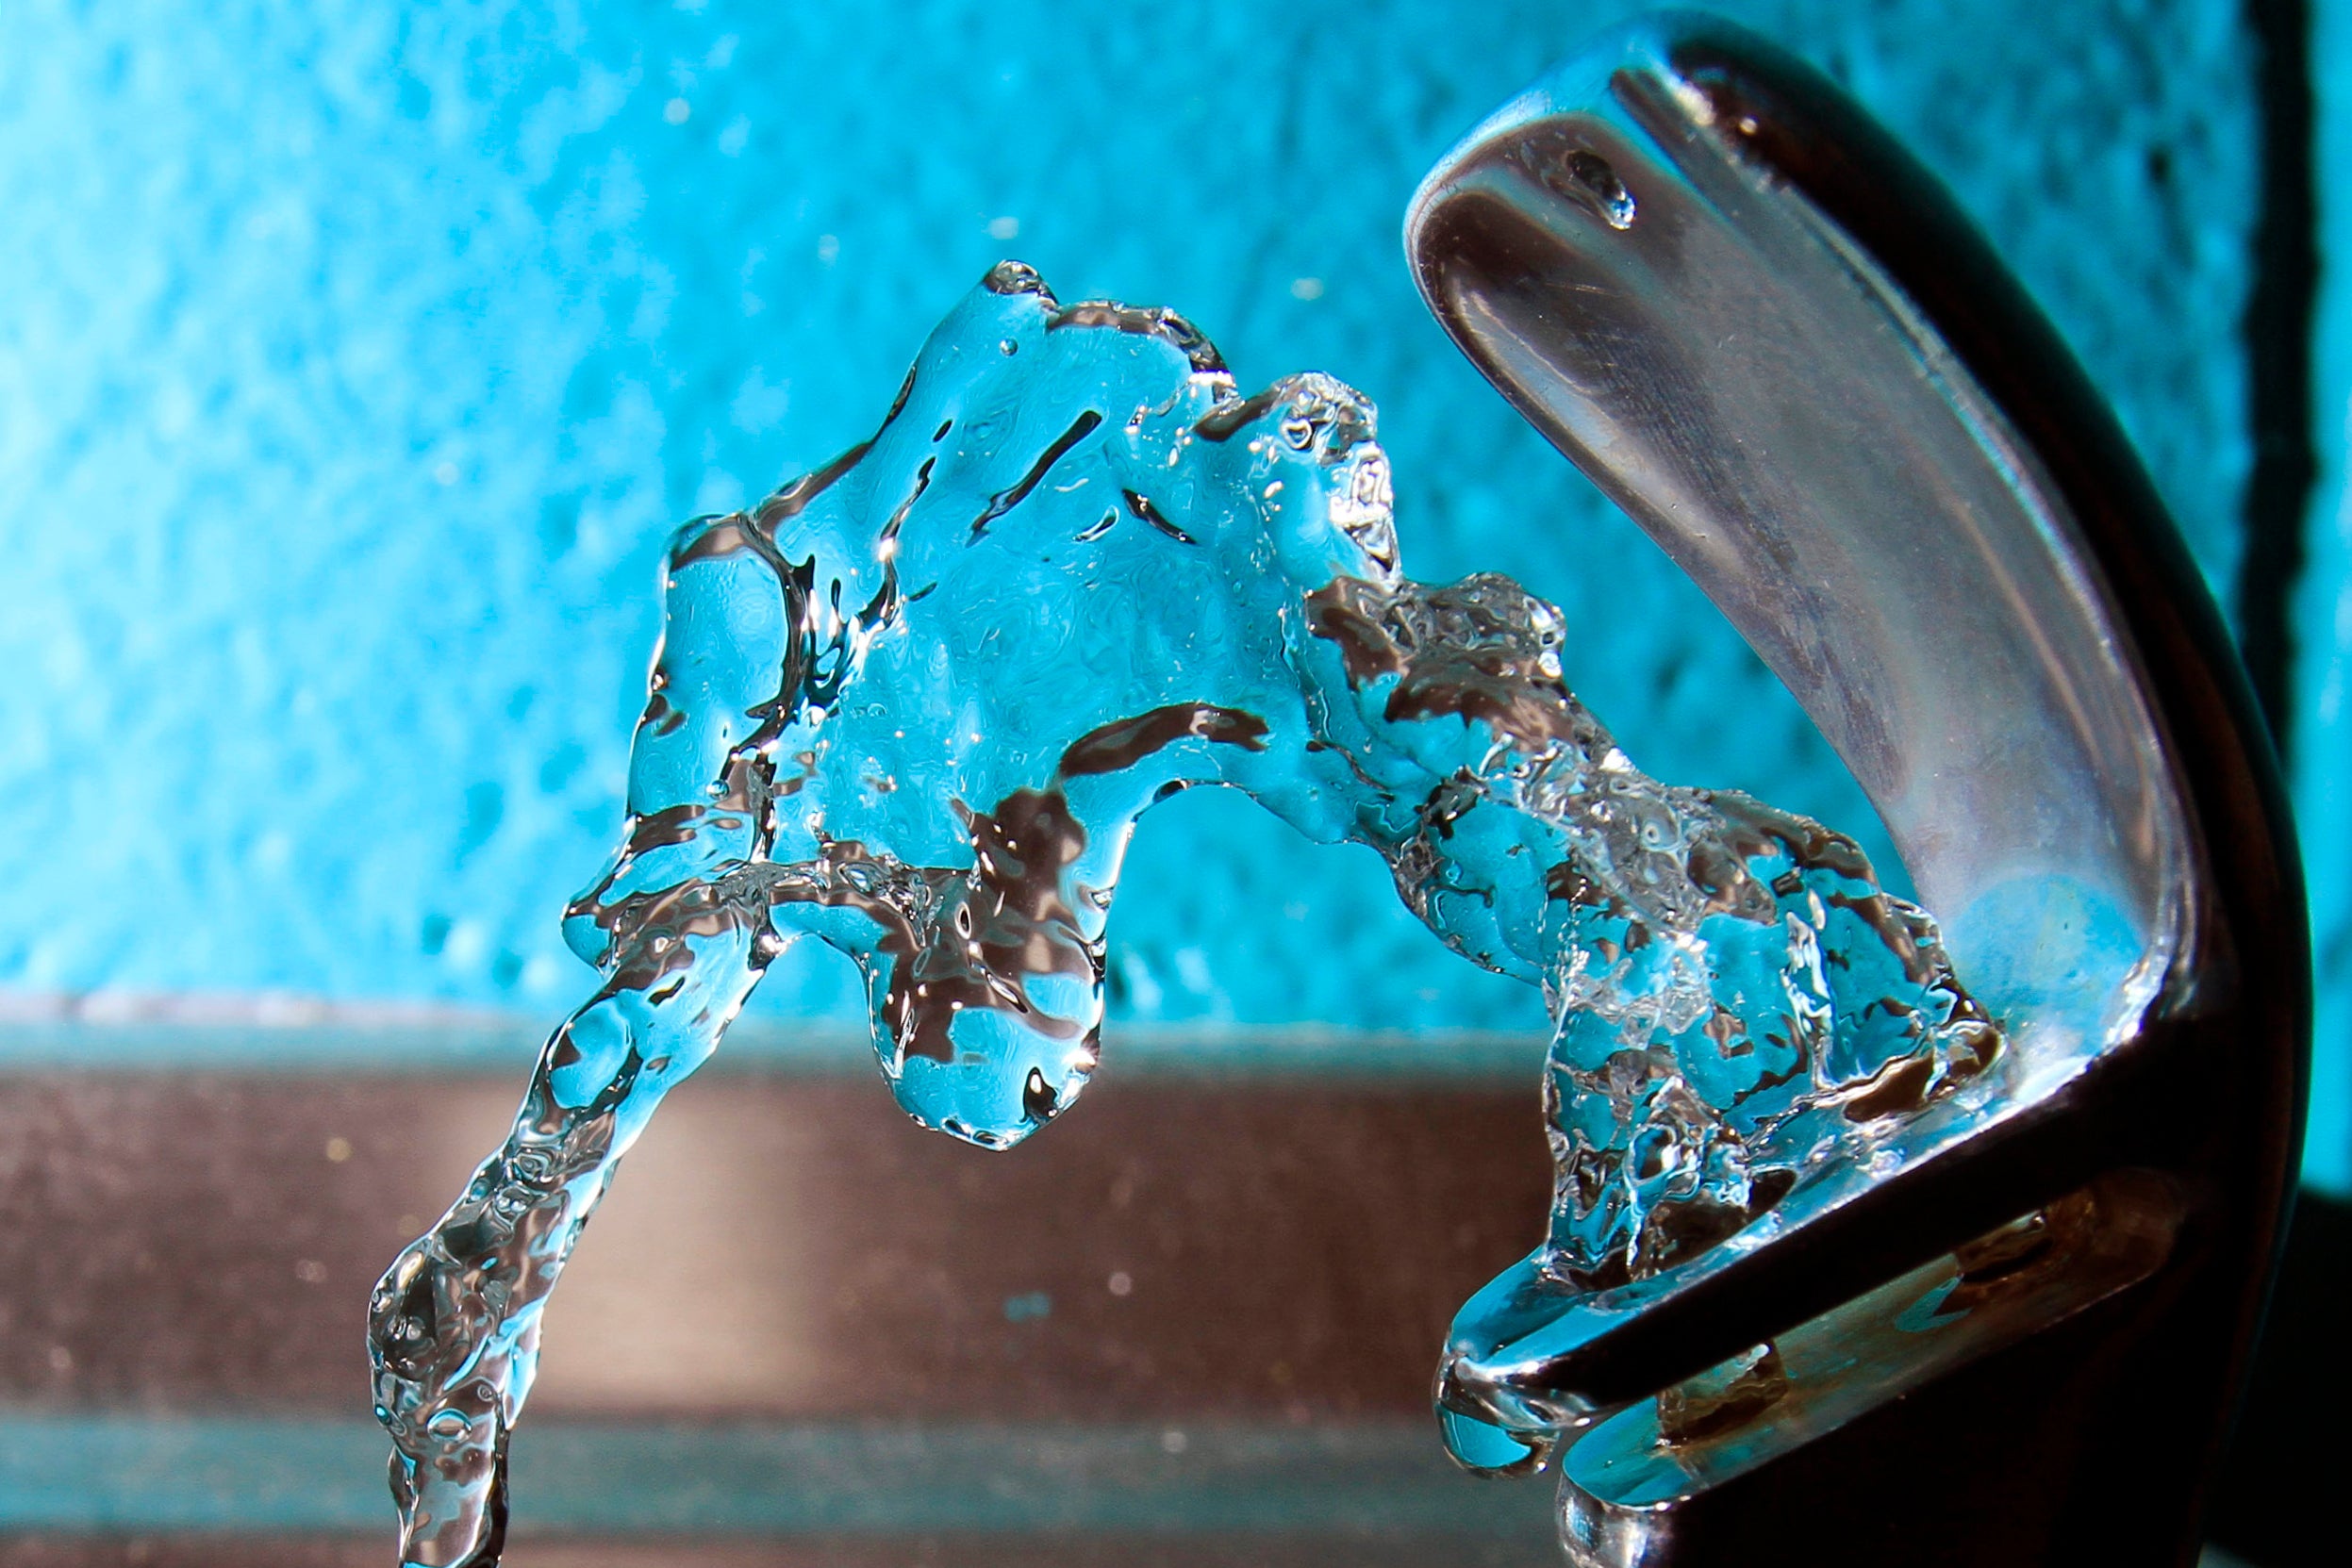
top-left (691, 469), bottom-right (744, 515)
top-left (441, 920), bottom-right (489, 969)
top-left (988, 215), bottom-right (1020, 240)
top-left (520, 953), bottom-right (567, 996)
top-left (1115, 949), bottom-right (1163, 1015)
top-left (1289, 275), bottom-right (1324, 300)
top-left (663, 97), bottom-right (691, 124)
top-left (730, 368), bottom-right (790, 434)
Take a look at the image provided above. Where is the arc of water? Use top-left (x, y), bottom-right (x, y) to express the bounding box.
top-left (367, 264), bottom-right (1990, 1567)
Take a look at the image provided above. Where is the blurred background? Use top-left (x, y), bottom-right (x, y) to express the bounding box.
top-left (0, 1), bottom-right (2339, 1563)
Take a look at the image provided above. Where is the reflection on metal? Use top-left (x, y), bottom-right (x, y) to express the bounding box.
top-left (1408, 13), bottom-right (2305, 1565)
top-left (1409, 30), bottom-right (2189, 992)
top-left (1560, 1170), bottom-right (2181, 1560)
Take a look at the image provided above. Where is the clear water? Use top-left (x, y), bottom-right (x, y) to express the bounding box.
top-left (366, 265), bottom-right (1998, 1565)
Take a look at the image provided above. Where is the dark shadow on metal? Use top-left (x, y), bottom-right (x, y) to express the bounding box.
top-left (1406, 11), bottom-right (2308, 1565)
top-left (2206, 1188), bottom-right (2351, 1567)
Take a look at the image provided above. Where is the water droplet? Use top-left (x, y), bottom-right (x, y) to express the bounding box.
top-left (1436, 1405), bottom-right (1542, 1474)
top-left (1562, 148), bottom-right (1635, 228)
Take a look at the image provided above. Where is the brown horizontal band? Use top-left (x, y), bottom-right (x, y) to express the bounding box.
top-left (0, 1059), bottom-right (1549, 1421)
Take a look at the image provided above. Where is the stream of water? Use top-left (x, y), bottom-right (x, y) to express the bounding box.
top-left (365, 264), bottom-right (1996, 1565)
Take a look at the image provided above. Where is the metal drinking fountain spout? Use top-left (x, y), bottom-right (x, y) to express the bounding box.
top-left (1408, 12), bottom-right (2308, 1565)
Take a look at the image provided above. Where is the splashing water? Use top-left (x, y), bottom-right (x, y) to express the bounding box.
top-left (367, 264), bottom-right (1998, 1564)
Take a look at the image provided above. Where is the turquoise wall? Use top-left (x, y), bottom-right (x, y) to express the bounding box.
top-left (8, 4), bottom-right (2333, 1171)
top-left (2294, 1), bottom-right (2351, 1191)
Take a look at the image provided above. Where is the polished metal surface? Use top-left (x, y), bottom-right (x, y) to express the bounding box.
top-left (1406, 21), bottom-right (2189, 1013)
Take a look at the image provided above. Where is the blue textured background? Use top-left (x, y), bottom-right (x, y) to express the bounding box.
top-left (2292, 1), bottom-right (2352, 1192)
top-left (6, 4), bottom-right (2331, 1172)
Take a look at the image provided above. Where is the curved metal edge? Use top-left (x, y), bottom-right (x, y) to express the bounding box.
top-left (1406, 10), bottom-right (2309, 1557)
